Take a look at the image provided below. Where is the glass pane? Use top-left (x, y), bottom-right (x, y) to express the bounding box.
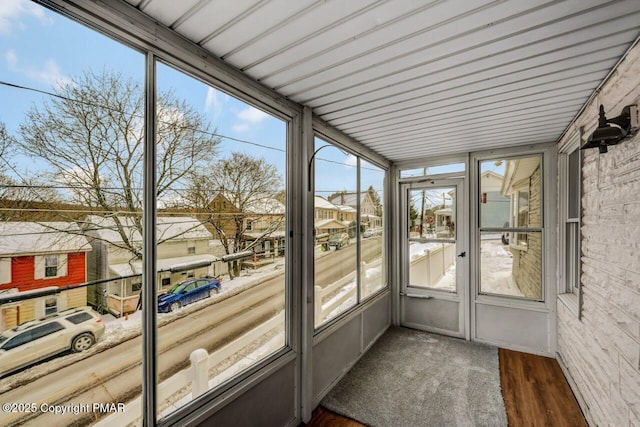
top-left (566, 223), bottom-right (579, 291)
top-left (407, 187), bottom-right (457, 292)
top-left (408, 242), bottom-right (456, 291)
top-left (155, 63), bottom-right (287, 420)
top-left (408, 188), bottom-right (456, 240)
top-left (480, 157), bottom-right (542, 228)
top-left (400, 162), bottom-right (465, 178)
top-left (0, 3), bottom-right (143, 425)
top-left (314, 138), bottom-right (357, 327)
top-left (480, 231), bottom-right (542, 300)
top-left (568, 149), bottom-right (580, 219)
top-left (360, 161), bottom-right (385, 299)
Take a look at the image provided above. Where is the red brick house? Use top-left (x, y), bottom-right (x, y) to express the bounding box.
top-left (0, 222), bottom-right (91, 331)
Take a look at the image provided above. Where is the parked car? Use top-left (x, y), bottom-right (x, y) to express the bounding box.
top-left (327, 232), bottom-right (350, 250)
top-left (158, 277), bottom-right (222, 313)
top-left (363, 229), bottom-right (374, 238)
top-left (0, 306), bottom-right (105, 377)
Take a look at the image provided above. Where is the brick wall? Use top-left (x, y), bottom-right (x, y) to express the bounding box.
top-left (514, 166), bottom-right (542, 299)
top-left (556, 40), bottom-right (640, 426)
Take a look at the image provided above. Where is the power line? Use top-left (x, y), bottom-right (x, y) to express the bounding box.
top-left (0, 80), bottom-right (381, 171)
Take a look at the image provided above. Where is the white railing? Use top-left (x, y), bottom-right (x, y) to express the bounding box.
top-left (409, 243), bottom-right (455, 287)
top-left (95, 312), bottom-right (285, 426)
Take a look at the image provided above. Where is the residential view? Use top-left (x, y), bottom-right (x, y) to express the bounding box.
top-left (0, 2), bottom-right (385, 425)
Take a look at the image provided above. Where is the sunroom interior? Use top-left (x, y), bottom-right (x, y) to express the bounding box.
top-left (1, 0), bottom-right (640, 426)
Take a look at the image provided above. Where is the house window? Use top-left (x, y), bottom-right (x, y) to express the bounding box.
top-left (512, 188), bottom-right (529, 249)
top-left (36, 254), bottom-right (68, 279)
top-left (0, 258), bottom-right (11, 284)
top-left (246, 220), bottom-right (253, 231)
top-left (44, 297), bottom-right (58, 315)
top-left (187, 240), bottom-right (196, 254)
top-left (45, 255), bottom-right (59, 277)
top-left (559, 133), bottom-right (582, 315)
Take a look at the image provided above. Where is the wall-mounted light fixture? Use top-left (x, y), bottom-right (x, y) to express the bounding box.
top-left (581, 104), bottom-right (638, 153)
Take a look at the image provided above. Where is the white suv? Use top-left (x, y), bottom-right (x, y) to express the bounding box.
top-left (0, 306), bottom-right (105, 376)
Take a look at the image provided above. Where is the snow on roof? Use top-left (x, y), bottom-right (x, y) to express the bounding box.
top-left (110, 254), bottom-right (218, 276)
top-left (245, 198), bottom-right (285, 215)
top-left (0, 222), bottom-right (91, 256)
top-left (0, 286), bottom-right (60, 303)
top-left (328, 192), bottom-right (363, 208)
top-left (335, 204), bottom-right (356, 213)
top-left (84, 216), bottom-right (212, 244)
top-left (314, 196), bottom-right (338, 210)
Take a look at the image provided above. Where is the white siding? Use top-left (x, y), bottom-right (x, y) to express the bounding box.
top-left (556, 40), bottom-right (640, 426)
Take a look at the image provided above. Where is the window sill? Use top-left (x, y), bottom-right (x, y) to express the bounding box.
top-left (558, 293), bottom-right (580, 317)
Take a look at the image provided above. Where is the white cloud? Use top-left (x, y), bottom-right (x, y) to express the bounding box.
top-left (205, 87), bottom-right (228, 120)
top-left (25, 58), bottom-right (72, 90)
top-left (345, 154), bottom-right (357, 168)
top-left (0, 0), bottom-right (51, 34)
top-left (232, 123), bottom-right (250, 133)
top-left (5, 49), bottom-right (72, 89)
top-left (232, 106), bottom-right (268, 133)
top-left (5, 49), bottom-right (17, 68)
top-left (237, 106), bottom-right (268, 124)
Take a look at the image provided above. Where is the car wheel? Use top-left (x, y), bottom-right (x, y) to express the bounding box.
top-left (71, 333), bottom-right (95, 353)
top-left (170, 302), bottom-right (181, 312)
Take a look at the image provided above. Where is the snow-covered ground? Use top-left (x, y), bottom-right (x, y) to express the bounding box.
top-left (407, 239), bottom-right (524, 296)
top-left (0, 259), bottom-right (287, 394)
top-left (480, 239), bottom-right (523, 297)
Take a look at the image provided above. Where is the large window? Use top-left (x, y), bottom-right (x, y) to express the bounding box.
top-left (0, 3), bottom-right (145, 426)
top-left (313, 138), bottom-right (358, 327)
top-left (313, 138), bottom-right (387, 328)
top-left (361, 160), bottom-right (385, 299)
top-left (478, 156), bottom-right (543, 300)
top-left (154, 62), bottom-right (287, 421)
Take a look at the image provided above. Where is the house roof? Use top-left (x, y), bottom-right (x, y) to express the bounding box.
top-left (110, 253), bottom-right (218, 276)
top-left (84, 215), bottom-right (213, 244)
top-left (245, 198), bottom-right (286, 215)
top-left (329, 193), bottom-right (360, 208)
top-left (314, 219), bottom-right (347, 230)
top-left (314, 196), bottom-right (339, 210)
top-left (0, 222), bottom-right (91, 257)
top-left (501, 157), bottom-right (541, 195)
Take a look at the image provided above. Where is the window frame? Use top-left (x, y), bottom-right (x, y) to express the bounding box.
top-left (557, 132), bottom-right (582, 317)
top-left (477, 153), bottom-right (545, 302)
top-left (44, 255), bottom-right (59, 278)
top-left (311, 131), bottom-right (390, 333)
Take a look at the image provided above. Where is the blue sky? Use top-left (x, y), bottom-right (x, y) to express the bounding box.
top-left (0, 0), bottom-right (384, 198)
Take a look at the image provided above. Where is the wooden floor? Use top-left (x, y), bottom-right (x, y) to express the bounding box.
top-left (499, 348), bottom-right (587, 427)
top-left (304, 349), bottom-right (586, 427)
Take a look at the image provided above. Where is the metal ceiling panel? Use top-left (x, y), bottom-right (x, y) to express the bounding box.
top-left (124, 0), bottom-right (640, 162)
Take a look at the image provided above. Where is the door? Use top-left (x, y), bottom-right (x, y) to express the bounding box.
top-left (400, 179), bottom-right (467, 338)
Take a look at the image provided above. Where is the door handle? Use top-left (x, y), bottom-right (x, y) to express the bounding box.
top-left (457, 251), bottom-right (466, 258)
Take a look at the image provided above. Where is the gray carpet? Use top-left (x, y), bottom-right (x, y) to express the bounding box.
top-left (321, 327), bottom-right (508, 427)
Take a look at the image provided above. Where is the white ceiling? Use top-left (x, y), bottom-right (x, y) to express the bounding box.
top-left (124, 0), bottom-right (640, 163)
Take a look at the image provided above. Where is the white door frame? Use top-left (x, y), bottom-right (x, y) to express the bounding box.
top-left (399, 177), bottom-right (469, 339)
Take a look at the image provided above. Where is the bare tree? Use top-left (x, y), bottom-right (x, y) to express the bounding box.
top-left (186, 152), bottom-right (283, 278)
top-left (17, 69), bottom-right (221, 258)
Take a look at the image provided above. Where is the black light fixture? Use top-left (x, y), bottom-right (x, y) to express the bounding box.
top-left (581, 104), bottom-right (638, 153)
